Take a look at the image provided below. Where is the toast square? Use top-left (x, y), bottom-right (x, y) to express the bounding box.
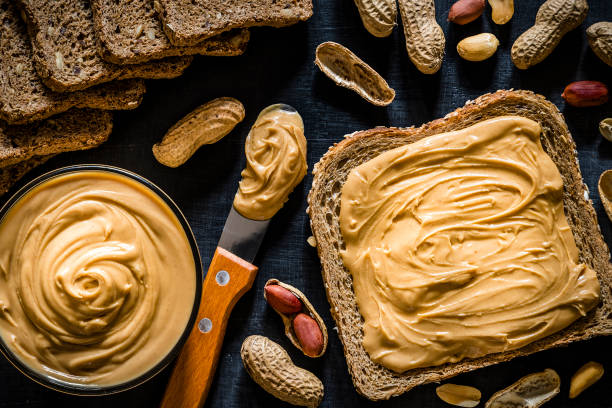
top-left (0, 0), bottom-right (145, 125)
top-left (0, 109), bottom-right (112, 169)
top-left (91, 0), bottom-right (249, 65)
top-left (156, 0), bottom-right (313, 46)
top-left (15, 0), bottom-right (193, 92)
top-left (307, 90), bottom-right (612, 400)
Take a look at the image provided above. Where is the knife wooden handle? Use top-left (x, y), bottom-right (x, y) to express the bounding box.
top-left (160, 247), bottom-right (258, 408)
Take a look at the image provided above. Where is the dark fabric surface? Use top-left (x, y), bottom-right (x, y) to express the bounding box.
top-left (1, 0), bottom-right (611, 406)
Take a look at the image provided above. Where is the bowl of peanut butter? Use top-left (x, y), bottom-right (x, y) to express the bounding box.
top-left (0, 165), bottom-right (202, 395)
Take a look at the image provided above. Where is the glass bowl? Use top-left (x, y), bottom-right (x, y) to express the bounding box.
top-left (0, 165), bottom-right (202, 395)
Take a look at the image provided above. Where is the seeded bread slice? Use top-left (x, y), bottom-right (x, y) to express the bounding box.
top-left (155, 0), bottom-right (313, 46)
top-left (0, 109), bottom-right (112, 169)
top-left (15, 0), bottom-right (192, 92)
top-left (307, 90), bottom-right (612, 401)
top-left (0, 0), bottom-right (145, 124)
top-left (0, 154), bottom-right (55, 196)
top-left (91, 0), bottom-right (249, 65)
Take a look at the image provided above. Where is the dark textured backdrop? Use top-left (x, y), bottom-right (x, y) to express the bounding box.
top-left (1, 0), bottom-right (611, 407)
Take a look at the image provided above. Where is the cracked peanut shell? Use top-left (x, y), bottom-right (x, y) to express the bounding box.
top-left (485, 369), bottom-right (561, 408)
top-left (264, 279), bottom-right (328, 358)
top-left (315, 42), bottom-right (395, 106)
top-left (598, 170), bottom-right (612, 224)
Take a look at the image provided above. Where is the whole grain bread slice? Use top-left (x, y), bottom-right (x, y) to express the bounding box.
top-left (155, 0), bottom-right (313, 46)
top-left (307, 90), bottom-right (612, 401)
top-left (0, 108), bottom-right (112, 169)
top-left (15, 0), bottom-right (192, 92)
top-left (0, 0), bottom-right (145, 124)
top-left (91, 0), bottom-right (249, 65)
top-left (0, 154), bottom-right (55, 196)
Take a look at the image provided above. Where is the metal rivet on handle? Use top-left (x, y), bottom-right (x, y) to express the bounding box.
top-left (198, 318), bottom-right (212, 333)
top-left (216, 270), bottom-right (229, 286)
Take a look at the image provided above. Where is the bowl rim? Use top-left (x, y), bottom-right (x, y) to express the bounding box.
top-left (0, 164), bottom-right (203, 396)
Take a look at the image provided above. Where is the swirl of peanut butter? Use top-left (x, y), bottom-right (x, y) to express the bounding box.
top-left (339, 116), bottom-right (600, 373)
top-left (233, 104), bottom-right (307, 220)
top-left (0, 171), bottom-right (196, 386)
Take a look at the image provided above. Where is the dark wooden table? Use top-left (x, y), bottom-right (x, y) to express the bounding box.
top-left (1, 0), bottom-right (611, 406)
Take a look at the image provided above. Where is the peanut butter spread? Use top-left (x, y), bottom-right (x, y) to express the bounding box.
top-left (233, 104), bottom-right (307, 220)
top-left (339, 116), bottom-right (600, 373)
top-left (0, 171), bottom-right (196, 386)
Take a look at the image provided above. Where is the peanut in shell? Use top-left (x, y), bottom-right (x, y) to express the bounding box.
top-left (587, 22), bottom-right (612, 67)
top-left (353, 0), bottom-right (397, 38)
top-left (398, 0), bottom-right (445, 74)
top-left (241, 335), bottom-right (324, 407)
top-left (152, 97), bottom-right (244, 167)
top-left (511, 0), bottom-right (588, 70)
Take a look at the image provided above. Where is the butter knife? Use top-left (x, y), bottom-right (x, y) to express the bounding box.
top-left (161, 104), bottom-right (304, 408)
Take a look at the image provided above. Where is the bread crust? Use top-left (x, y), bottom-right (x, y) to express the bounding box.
top-left (0, 0), bottom-right (145, 124)
top-left (0, 109), bottom-right (112, 169)
top-left (90, 0), bottom-right (249, 65)
top-left (156, 0), bottom-right (313, 46)
top-left (307, 89), bottom-right (612, 401)
top-left (0, 155), bottom-right (55, 196)
top-left (14, 0), bottom-right (192, 92)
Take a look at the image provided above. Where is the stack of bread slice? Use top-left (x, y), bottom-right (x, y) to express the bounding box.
top-left (0, 0), bottom-right (312, 195)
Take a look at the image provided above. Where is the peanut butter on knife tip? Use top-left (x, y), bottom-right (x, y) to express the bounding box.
top-left (234, 104), bottom-right (308, 220)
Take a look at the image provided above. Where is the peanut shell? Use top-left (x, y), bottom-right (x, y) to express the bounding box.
top-left (152, 97), bottom-right (245, 167)
top-left (314, 42), bottom-right (395, 106)
top-left (511, 0), bottom-right (588, 69)
top-left (485, 369), bottom-right (560, 408)
top-left (598, 170), bottom-right (612, 223)
top-left (353, 0), bottom-right (397, 38)
top-left (241, 335), bottom-right (323, 407)
top-left (600, 118), bottom-right (612, 142)
top-left (264, 279), bottom-right (328, 358)
top-left (398, 0), bottom-right (445, 74)
top-left (587, 22), bottom-right (612, 67)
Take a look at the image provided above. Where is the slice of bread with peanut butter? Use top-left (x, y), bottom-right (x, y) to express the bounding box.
top-left (307, 89), bottom-right (612, 400)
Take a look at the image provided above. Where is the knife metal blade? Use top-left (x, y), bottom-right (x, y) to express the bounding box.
top-left (217, 207), bottom-right (270, 264)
